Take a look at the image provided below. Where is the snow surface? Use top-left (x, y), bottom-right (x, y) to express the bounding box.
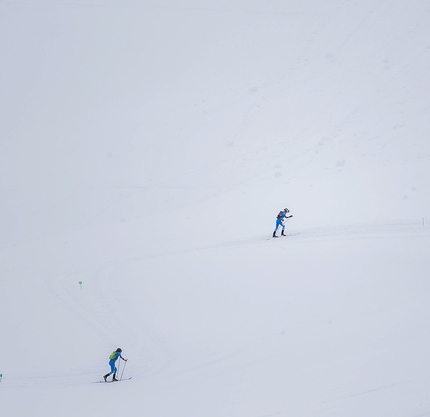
top-left (1, 1), bottom-right (430, 416)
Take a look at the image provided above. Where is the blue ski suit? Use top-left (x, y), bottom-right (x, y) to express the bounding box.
top-left (275, 210), bottom-right (287, 232)
top-left (273, 209), bottom-right (292, 236)
top-left (108, 351), bottom-right (124, 375)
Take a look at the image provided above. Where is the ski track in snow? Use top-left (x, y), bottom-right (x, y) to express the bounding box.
top-left (112, 221), bottom-right (429, 260)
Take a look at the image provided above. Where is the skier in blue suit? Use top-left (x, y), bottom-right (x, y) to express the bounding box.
top-left (273, 208), bottom-right (293, 238)
top-left (103, 348), bottom-right (127, 382)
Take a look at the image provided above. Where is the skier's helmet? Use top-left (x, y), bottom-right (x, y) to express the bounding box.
top-left (116, 348), bottom-right (122, 352)
top-left (284, 208), bottom-right (289, 213)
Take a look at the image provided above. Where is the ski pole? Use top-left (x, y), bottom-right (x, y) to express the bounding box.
top-left (120, 359), bottom-right (127, 380)
top-left (117, 359), bottom-right (121, 378)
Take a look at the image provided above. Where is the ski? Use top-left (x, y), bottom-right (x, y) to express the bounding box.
top-left (96, 377), bottom-right (132, 383)
top-left (268, 232), bottom-right (300, 240)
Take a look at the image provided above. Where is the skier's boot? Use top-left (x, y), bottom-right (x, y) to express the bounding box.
top-left (112, 373), bottom-right (118, 382)
top-left (281, 230), bottom-right (286, 236)
top-left (103, 373), bottom-right (110, 382)
top-left (272, 231), bottom-right (277, 238)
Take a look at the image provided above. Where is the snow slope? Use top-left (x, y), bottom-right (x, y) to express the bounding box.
top-left (1, 1), bottom-right (429, 416)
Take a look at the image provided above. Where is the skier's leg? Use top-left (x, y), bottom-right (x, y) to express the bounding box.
top-left (111, 364), bottom-right (118, 381)
top-left (109, 360), bottom-right (116, 375)
top-left (273, 219), bottom-right (281, 237)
